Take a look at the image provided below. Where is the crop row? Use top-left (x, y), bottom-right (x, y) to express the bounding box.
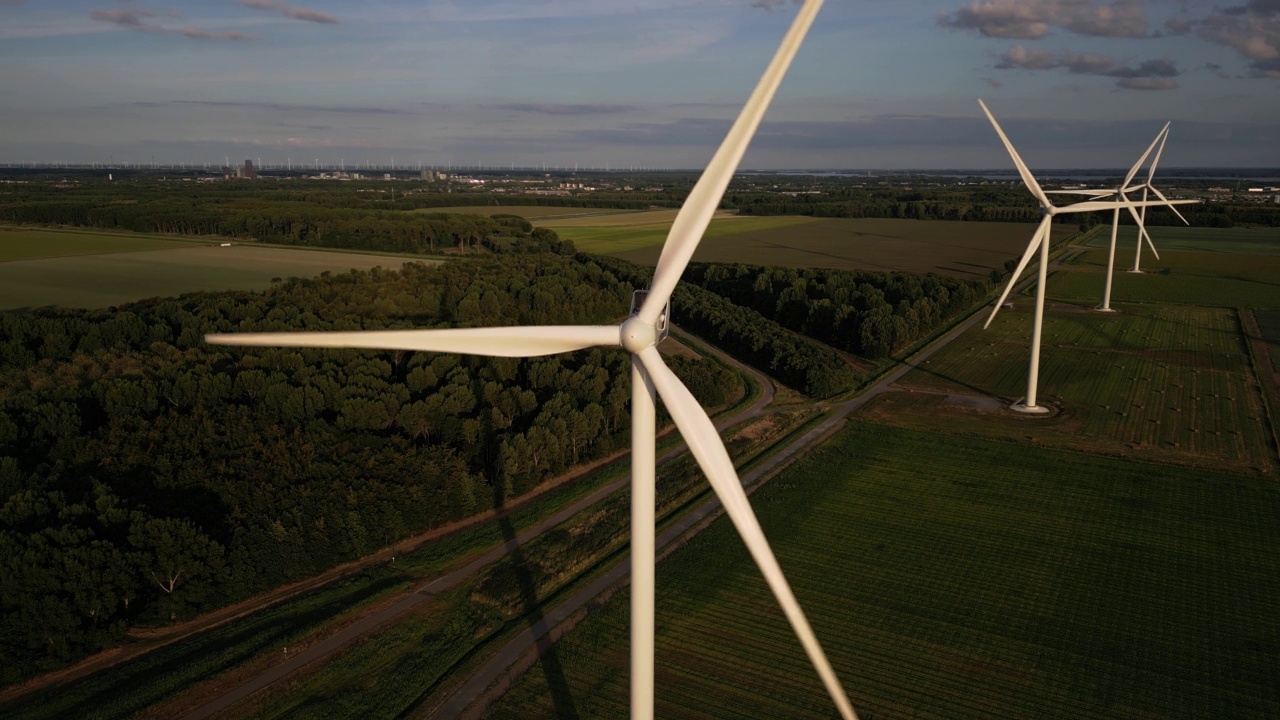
top-left (485, 423), bottom-right (1280, 720)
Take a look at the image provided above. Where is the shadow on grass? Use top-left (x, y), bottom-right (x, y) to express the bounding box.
top-left (492, 480), bottom-right (580, 720)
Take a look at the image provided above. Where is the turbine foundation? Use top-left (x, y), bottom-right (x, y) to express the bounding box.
top-left (1010, 400), bottom-right (1053, 415)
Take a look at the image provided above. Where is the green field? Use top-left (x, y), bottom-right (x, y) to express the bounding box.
top-left (0, 226), bottom-right (196, 261)
top-left (886, 304), bottom-right (1273, 473)
top-left (487, 422), bottom-right (1280, 719)
top-left (0, 246), bottom-right (419, 309)
top-left (1082, 225), bottom-right (1280, 255)
top-left (1052, 249), bottom-right (1280, 308)
top-left (544, 216), bottom-right (1072, 279)
top-left (413, 205), bottom-right (641, 220)
top-left (1256, 310), bottom-right (1280, 374)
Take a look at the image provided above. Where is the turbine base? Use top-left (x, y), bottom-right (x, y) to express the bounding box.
top-left (1126, 269), bottom-right (1145, 274)
top-left (1093, 306), bottom-right (1119, 313)
top-left (1010, 401), bottom-right (1053, 415)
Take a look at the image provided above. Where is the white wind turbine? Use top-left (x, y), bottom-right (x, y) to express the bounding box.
top-left (979, 100), bottom-right (1199, 414)
top-left (1047, 124), bottom-right (1198, 309)
top-left (207, 2), bottom-right (858, 719)
top-left (1125, 126), bottom-right (1195, 274)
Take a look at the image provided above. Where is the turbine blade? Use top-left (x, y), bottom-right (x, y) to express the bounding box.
top-left (1046, 189), bottom-right (1113, 197)
top-left (637, 346), bottom-right (858, 720)
top-left (1149, 186), bottom-right (1193, 226)
top-left (1147, 123), bottom-right (1171, 184)
top-left (985, 216), bottom-right (1051, 329)
top-left (1121, 202), bottom-right (1158, 257)
top-left (1145, 229), bottom-right (1161, 260)
top-left (1123, 123), bottom-right (1168, 191)
top-left (1054, 199), bottom-right (1199, 215)
top-left (205, 325), bottom-right (621, 358)
top-left (978, 99), bottom-right (1050, 209)
top-left (640, 0), bottom-right (824, 324)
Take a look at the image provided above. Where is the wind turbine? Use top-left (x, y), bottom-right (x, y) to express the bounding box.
top-left (1048, 125), bottom-right (1198, 308)
top-left (207, 2), bottom-right (858, 719)
top-left (979, 100), bottom-right (1198, 414)
top-left (1125, 127), bottom-right (1194, 274)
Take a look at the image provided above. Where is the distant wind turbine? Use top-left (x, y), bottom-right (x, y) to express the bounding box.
top-left (1048, 125), bottom-right (1199, 309)
top-left (979, 100), bottom-right (1199, 414)
top-left (207, 2), bottom-right (857, 719)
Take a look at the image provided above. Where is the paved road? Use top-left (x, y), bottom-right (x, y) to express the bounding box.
top-left (177, 333), bottom-right (774, 720)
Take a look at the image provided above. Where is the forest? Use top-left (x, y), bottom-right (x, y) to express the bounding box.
top-left (0, 254), bottom-right (744, 684)
top-left (682, 264), bottom-right (989, 359)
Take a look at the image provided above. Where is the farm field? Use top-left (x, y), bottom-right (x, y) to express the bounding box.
top-left (886, 303), bottom-right (1273, 473)
top-left (0, 226), bottom-right (198, 261)
top-left (1255, 310), bottom-right (1280, 374)
top-left (1051, 249), bottom-right (1280, 308)
top-left (412, 205), bottom-right (640, 220)
top-left (1082, 224), bottom-right (1280, 255)
top-left (486, 422), bottom-right (1280, 720)
top-left (544, 215), bottom-right (1072, 278)
top-left (0, 245), bottom-right (418, 309)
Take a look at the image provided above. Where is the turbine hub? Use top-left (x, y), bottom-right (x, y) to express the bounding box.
top-left (620, 316), bottom-right (656, 353)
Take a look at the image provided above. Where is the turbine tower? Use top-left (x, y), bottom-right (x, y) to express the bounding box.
top-left (207, 2), bottom-right (857, 719)
top-left (979, 100), bottom-right (1198, 414)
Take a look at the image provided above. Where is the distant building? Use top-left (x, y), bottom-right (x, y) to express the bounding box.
top-left (243, 159), bottom-right (256, 179)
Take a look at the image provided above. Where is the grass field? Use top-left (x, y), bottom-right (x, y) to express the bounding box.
top-left (412, 206), bottom-right (641, 220)
top-left (0, 226), bottom-right (198, 261)
top-left (0, 246), bottom-right (419, 310)
top-left (486, 422), bottom-right (1280, 720)
top-left (543, 216), bottom-right (1072, 279)
top-left (1256, 310), bottom-right (1280, 374)
top-left (1053, 249), bottom-right (1280, 308)
top-left (886, 303), bottom-right (1273, 473)
top-left (1082, 225), bottom-right (1280, 255)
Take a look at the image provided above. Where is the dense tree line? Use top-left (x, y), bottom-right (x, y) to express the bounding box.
top-left (682, 264), bottom-right (989, 359)
top-left (0, 195), bottom-right (575, 256)
top-left (589, 256), bottom-right (861, 398)
top-left (0, 255), bottom-right (740, 684)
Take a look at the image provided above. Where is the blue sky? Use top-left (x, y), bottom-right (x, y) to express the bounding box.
top-left (1, 0), bottom-right (1277, 169)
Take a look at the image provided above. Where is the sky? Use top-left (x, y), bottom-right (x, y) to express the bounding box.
top-left (1, 0), bottom-right (1277, 169)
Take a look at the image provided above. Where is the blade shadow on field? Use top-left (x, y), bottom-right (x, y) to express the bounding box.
top-left (491, 480), bottom-right (580, 720)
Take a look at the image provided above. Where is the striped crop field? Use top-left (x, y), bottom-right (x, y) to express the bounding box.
top-left (0, 226), bottom-right (195, 261)
top-left (485, 422), bottom-right (1280, 720)
top-left (892, 304), bottom-right (1273, 473)
top-left (1080, 225), bottom-right (1280, 255)
top-left (1053, 249), bottom-right (1280, 309)
top-left (545, 216), bottom-right (1071, 279)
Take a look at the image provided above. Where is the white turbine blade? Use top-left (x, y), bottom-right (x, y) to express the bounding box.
top-left (985, 216), bottom-right (1051, 329)
top-left (1149, 186), bottom-right (1193, 226)
top-left (1122, 204), bottom-right (1161, 260)
top-left (637, 346), bottom-right (858, 720)
top-left (978, 99), bottom-right (1050, 209)
top-left (205, 325), bottom-right (620, 358)
top-left (1123, 122), bottom-right (1168, 191)
top-left (1054, 199), bottom-right (1199, 215)
top-left (1046, 189), bottom-right (1113, 198)
top-left (1146, 123), bottom-right (1170, 184)
top-left (640, 0), bottom-right (824, 324)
